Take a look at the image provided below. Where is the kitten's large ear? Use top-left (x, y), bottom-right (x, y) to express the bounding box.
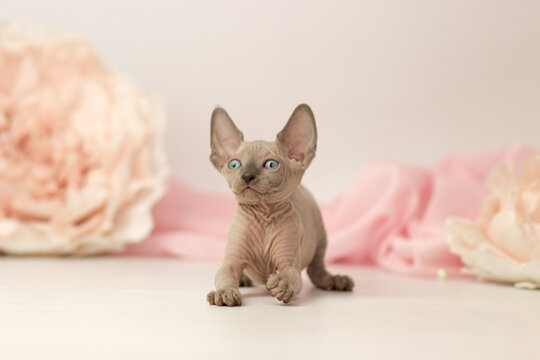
top-left (276, 104), bottom-right (317, 168)
top-left (210, 107), bottom-right (244, 169)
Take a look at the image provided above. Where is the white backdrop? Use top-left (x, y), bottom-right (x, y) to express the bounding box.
top-left (3, 0), bottom-right (540, 201)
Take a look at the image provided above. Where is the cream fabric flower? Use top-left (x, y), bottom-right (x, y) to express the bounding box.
top-left (446, 153), bottom-right (540, 288)
top-left (0, 22), bottom-right (168, 255)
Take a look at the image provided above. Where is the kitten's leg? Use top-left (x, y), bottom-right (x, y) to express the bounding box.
top-left (266, 232), bottom-right (303, 304)
top-left (207, 262), bottom-right (244, 306)
top-left (239, 273), bottom-right (253, 287)
top-left (307, 238), bottom-right (354, 291)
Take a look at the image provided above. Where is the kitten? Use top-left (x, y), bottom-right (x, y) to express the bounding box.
top-left (207, 104), bottom-right (354, 306)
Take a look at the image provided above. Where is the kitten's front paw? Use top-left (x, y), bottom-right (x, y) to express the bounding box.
top-left (266, 273), bottom-right (296, 304)
top-left (207, 287), bottom-right (242, 306)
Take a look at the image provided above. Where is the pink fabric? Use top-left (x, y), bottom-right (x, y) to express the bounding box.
top-left (124, 145), bottom-right (535, 277)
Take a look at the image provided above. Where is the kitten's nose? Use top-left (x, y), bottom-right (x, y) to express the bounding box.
top-left (242, 174), bottom-right (255, 184)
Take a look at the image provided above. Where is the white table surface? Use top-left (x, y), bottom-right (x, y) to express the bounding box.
top-left (0, 257), bottom-right (538, 360)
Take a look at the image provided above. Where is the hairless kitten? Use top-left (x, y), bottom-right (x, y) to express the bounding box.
top-left (207, 104), bottom-right (354, 306)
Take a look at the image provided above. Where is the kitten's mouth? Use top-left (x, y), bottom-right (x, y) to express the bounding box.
top-left (241, 186), bottom-right (262, 196)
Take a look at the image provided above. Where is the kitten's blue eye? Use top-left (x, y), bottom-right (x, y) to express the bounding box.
top-left (263, 160), bottom-right (279, 170)
top-left (228, 159), bottom-right (242, 170)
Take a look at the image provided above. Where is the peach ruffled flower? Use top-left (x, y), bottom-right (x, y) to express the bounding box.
top-left (446, 153), bottom-right (540, 288)
top-left (0, 22), bottom-right (168, 255)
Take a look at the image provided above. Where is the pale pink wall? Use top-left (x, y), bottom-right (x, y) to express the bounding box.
top-left (3, 1), bottom-right (540, 201)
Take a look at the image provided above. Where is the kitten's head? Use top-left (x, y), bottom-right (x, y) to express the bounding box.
top-left (210, 104), bottom-right (317, 205)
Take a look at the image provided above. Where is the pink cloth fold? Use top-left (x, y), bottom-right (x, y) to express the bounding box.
top-left (124, 145), bottom-right (535, 277)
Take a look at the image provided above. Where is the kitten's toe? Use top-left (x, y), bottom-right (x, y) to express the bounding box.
top-left (207, 291), bottom-right (216, 305)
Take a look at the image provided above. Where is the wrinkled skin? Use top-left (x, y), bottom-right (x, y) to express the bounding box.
top-left (207, 104), bottom-right (354, 306)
